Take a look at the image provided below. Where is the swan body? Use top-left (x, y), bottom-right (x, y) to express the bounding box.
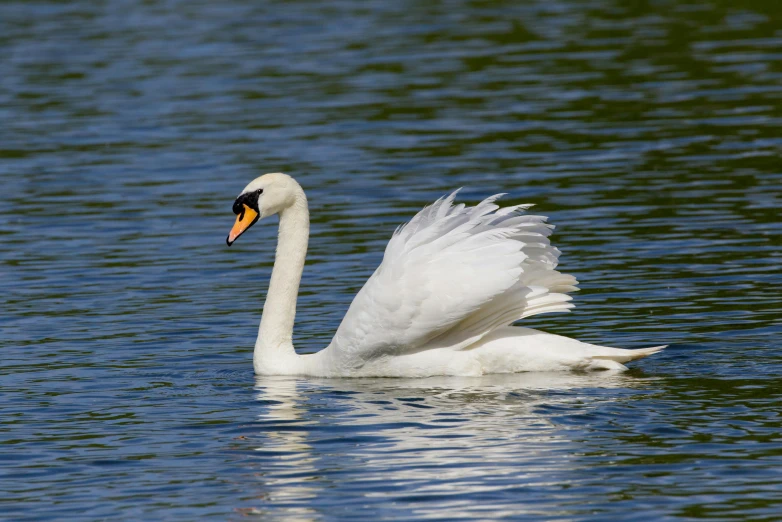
top-left (226, 173), bottom-right (664, 377)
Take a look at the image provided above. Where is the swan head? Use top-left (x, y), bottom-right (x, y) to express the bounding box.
top-left (226, 172), bottom-right (301, 246)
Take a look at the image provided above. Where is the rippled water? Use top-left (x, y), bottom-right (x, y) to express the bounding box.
top-left (2, 0), bottom-right (781, 519)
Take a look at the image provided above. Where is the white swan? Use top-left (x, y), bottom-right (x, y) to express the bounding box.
top-left (227, 173), bottom-right (665, 377)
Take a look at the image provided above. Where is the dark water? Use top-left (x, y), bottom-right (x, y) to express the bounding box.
top-left (2, 0), bottom-right (781, 519)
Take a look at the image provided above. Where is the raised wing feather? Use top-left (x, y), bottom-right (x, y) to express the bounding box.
top-left (328, 191), bottom-right (578, 364)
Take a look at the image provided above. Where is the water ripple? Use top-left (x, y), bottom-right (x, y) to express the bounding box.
top-left (1, 0), bottom-right (781, 519)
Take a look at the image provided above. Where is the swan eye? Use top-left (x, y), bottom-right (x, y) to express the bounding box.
top-left (233, 189), bottom-right (263, 214)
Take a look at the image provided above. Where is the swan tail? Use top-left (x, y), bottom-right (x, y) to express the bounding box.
top-left (590, 345), bottom-right (667, 363)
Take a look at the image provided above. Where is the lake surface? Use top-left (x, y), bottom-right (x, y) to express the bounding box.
top-left (2, 0), bottom-right (781, 519)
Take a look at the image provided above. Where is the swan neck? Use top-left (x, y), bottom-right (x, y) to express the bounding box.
top-left (254, 191), bottom-right (309, 370)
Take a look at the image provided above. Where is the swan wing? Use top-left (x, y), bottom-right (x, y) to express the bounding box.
top-left (328, 191), bottom-right (579, 362)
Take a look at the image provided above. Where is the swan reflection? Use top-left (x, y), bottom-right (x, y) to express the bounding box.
top-left (248, 372), bottom-right (645, 519)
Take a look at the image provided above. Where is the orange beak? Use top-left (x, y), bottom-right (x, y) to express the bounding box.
top-left (226, 204), bottom-right (259, 246)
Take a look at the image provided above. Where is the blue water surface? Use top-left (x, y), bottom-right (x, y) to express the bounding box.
top-left (1, 0), bottom-right (781, 520)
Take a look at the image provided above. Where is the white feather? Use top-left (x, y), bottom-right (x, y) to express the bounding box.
top-left (238, 173), bottom-right (666, 377)
top-left (329, 193), bottom-right (579, 363)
